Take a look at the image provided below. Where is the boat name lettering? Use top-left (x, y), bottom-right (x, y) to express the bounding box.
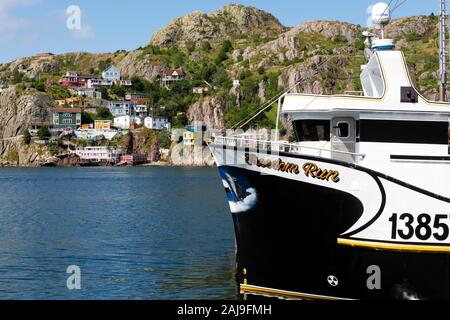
top-left (245, 153), bottom-right (300, 175)
top-left (302, 162), bottom-right (341, 183)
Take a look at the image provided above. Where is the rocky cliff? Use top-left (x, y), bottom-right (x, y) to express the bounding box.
top-left (150, 4), bottom-right (286, 48)
top-left (0, 86), bottom-right (54, 166)
top-left (187, 95), bottom-right (230, 130)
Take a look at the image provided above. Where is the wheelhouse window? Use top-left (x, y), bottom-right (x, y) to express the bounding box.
top-left (293, 120), bottom-right (330, 142)
top-left (360, 120), bottom-right (448, 144)
top-left (336, 122), bottom-right (350, 138)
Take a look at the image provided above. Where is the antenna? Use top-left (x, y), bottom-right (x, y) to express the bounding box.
top-left (439, 0), bottom-right (447, 101)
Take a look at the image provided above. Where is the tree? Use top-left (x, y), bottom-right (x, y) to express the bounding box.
top-left (201, 41), bottom-right (212, 52)
top-left (157, 131), bottom-right (171, 149)
top-left (37, 126), bottom-right (51, 140)
top-left (98, 86), bottom-right (109, 99)
top-left (10, 68), bottom-right (24, 84)
top-left (81, 111), bottom-right (95, 124)
top-left (221, 40), bottom-right (233, 53)
top-left (126, 131), bottom-right (134, 155)
top-left (23, 129), bottom-right (31, 145)
top-left (110, 83), bottom-right (125, 97)
top-left (96, 107), bottom-right (113, 120)
top-left (32, 80), bottom-right (46, 92)
top-left (215, 50), bottom-right (228, 64)
top-left (131, 76), bottom-right (146, 92)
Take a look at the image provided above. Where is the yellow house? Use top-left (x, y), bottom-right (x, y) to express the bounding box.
top-left (183, 131), bottom-right (195, 146)
top-left (95, 120), bottom-right (112, 131)
top-left (55, 97), bottom-right (90, 108)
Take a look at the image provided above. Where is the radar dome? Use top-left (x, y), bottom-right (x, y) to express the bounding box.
top-left (371, 2), bottom-right (391, 27)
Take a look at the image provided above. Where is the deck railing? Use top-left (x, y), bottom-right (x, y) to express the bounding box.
top-left (212, 136), bottom-right (366, 159)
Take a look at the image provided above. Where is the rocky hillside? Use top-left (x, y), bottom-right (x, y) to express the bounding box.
top-left (0, 4), bottom-right (443, 165)
top-left (0, 86), bottom-right (54, 166)
top-left (150, 4), bottom-right (287, 49)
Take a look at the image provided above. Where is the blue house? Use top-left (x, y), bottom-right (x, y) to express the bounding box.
top-left (102, 66), bottom-right (121, 82)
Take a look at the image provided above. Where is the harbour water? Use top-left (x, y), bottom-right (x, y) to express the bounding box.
top-left (0, 167), bottom-right (236, 300)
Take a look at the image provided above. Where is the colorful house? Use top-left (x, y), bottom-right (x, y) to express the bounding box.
top-left (94, 120), bottom-right (112, 131)
top-left (53, 108), bottom-right (81, 130)
top-left (183, 131), bottom-right (195, 146)
top-left (125, 93), bottom-right (149, 105)
top-left (102, 66), bottom-right (121, 82)
top-left (59, 71), bottom-right (95, 88)
top-left (108, 101), bottom-right (134, 117)
top-left (160, 68), bottom-right (185, 88)
top-left (144, 116), bottom-right (171, 131)
top-left (55, 97), bottom-right (90, 109)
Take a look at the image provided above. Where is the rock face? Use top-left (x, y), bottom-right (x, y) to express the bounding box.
top-left (0, 86), bottom-right (53, 166)
top-left (295, 20), bottom-right (360, 43)
top-left (117, 51), bottom-right (166, 81)
top-left (384, 15), bottom-right (435, 39)
top-left (187, 95), bottom-right (229, 130)
top-left (150, 4), bottom-right (286, 48)
top-left (170, 144), bottom-right (214, 166)
top-left (242, 20), bottom-right (361, 65)
top-left (277, 50), bottom-right (354, 94)
top-left (5, 57), bottom-right (63, 79)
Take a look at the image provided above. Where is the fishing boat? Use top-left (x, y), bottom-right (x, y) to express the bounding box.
top-left (209, 4), bottom-right (450, 300)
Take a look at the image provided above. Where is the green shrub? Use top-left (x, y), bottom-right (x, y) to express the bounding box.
top-left (332, 35), bottom-right (348, 44)
top-left (37, 126), bottom-right (51, 140)
top-left (406, 32), bottom-right (422, 42)
top-left (32, 80), bottom-right (46, 92)
top-left (23, 129), bottom-right (31, 145)
top-left (201, 41), bottom-right (212, 52)
top-left (157, 131), bottom-right (171, 149)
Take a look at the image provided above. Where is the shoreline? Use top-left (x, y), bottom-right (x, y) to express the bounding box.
top-left (0, 162), bottom-right (215, 169)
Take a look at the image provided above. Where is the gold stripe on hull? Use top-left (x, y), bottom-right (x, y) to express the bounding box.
top-left (240, 284), bottom-right (354, 301)
top-left (338, 238), bottom-right (450, 253)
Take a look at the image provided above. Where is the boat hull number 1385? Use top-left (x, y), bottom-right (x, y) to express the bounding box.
top-left (389, 213), bottom-right (450, 242)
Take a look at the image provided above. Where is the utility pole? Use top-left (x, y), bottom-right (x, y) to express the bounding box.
top-left (439, 0), bottom-right (447, 101)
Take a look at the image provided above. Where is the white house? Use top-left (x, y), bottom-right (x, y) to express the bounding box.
top-left (114, 115), bottom-right (137, 130)
top-left (73, 147), bottom-right (121, 163)
top-left (73, 87), bottom-right (103, 99)
top-left (134, 105), bottom-right (148, 117)
top-left (108, 101), bottom-right (134, 117)
top-left (144, 116), bottom-right (171, 131)
top-left (102, 66), bottom-right (121, 82)
top-left (0, 84), bottom-right (5, 93)
top-left (233, 80), bottom-right (240, 87)
top-left (87, 78), bottom-right (113, 89)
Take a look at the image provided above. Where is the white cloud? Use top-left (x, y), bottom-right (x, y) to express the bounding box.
top-left (0, 0), bottom-right (39, 43)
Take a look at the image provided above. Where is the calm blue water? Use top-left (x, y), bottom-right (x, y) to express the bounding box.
top-left (0, 167), bottom-right (236, 300)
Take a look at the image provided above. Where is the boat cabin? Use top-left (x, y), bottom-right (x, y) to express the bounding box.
top-left (282, 47), bottom-right (450, 166)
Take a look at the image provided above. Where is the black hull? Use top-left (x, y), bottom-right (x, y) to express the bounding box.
top-left (218, 165), bottom-right (450, 300)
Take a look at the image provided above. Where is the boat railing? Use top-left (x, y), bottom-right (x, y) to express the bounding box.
top-left (212, 136), bottom-right (366, 159)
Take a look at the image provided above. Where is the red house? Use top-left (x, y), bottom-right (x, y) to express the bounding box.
top-left (59, 71), bottom-right (96, 88)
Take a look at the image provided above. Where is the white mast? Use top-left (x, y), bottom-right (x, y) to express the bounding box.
top-left (439, 0), bottom-right (447, 101)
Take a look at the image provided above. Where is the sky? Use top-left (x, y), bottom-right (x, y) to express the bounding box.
top-left (0, 0), bottom-right (439, 63)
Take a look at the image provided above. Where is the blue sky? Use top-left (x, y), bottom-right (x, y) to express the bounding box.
top-left (0, 0), bottom-right (437, 63)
